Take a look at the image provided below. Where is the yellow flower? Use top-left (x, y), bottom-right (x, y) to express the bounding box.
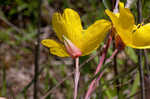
top-left (105, 2), bottom-right (150, 49)
top-left (41, 8), bottom-right (111, 58)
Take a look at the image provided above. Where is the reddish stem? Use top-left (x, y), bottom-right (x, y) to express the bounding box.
top-left (74, 57), bottom-right (80, 99)
top-left (105, 49), bottom-right (118, 64)
top-left (85, 35), bottom-right (112, 99)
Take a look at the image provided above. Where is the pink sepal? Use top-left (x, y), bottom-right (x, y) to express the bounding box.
top-left (63, 36), bottom-right (82, 58)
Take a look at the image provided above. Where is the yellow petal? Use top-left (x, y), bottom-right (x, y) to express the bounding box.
top-left (118, 2), bottom-right (150, 49)
top-left (118, 2), bottom-right (135, 30)
top-left (105, 9), bottom-right (118, 28)
top-left (52, 8), bottom-right (83, 47)
top-left (50, 47), bottom-right (69, 57)
top-left (105, 2), bottom-right (134, 46)
top-left (117, 2), bottom-right (134, 45)
top-left (131, 23), bottom-right (150, 49)
top-left (119, 2), bottom-right (124, 8)
top-left (41, 39), bottom-right (69, 57)
top-left (80, 19), bottom-right (111, 55)
top-left (41, 39), bottom-right (62, 48)
top-left (115, 27), bottom-right (133, 47)
top-left (52, 13), bottom-right (64, 41)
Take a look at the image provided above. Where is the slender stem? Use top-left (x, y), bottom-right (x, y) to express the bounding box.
top-left (74, 57), bottom-right (80, 99)
top-left (34, 0), bottom-right (41, 98)
top-left (85, 35), bottom-right (112, 99)
top-left (105, 49), bottom-right (118, 64)
top-left (137, 0), bottom-right (145, 99)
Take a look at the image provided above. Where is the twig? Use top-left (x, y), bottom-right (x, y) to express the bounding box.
top-left (33, 0), bottom-right (42, 98)
top-left (137, 0), bottom-right (145, 99)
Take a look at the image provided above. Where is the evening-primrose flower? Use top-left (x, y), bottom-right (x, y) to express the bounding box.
top-left (105, 2), bottom-right (150, 49)
top-left (42, 8), bottom-right (111, 58)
